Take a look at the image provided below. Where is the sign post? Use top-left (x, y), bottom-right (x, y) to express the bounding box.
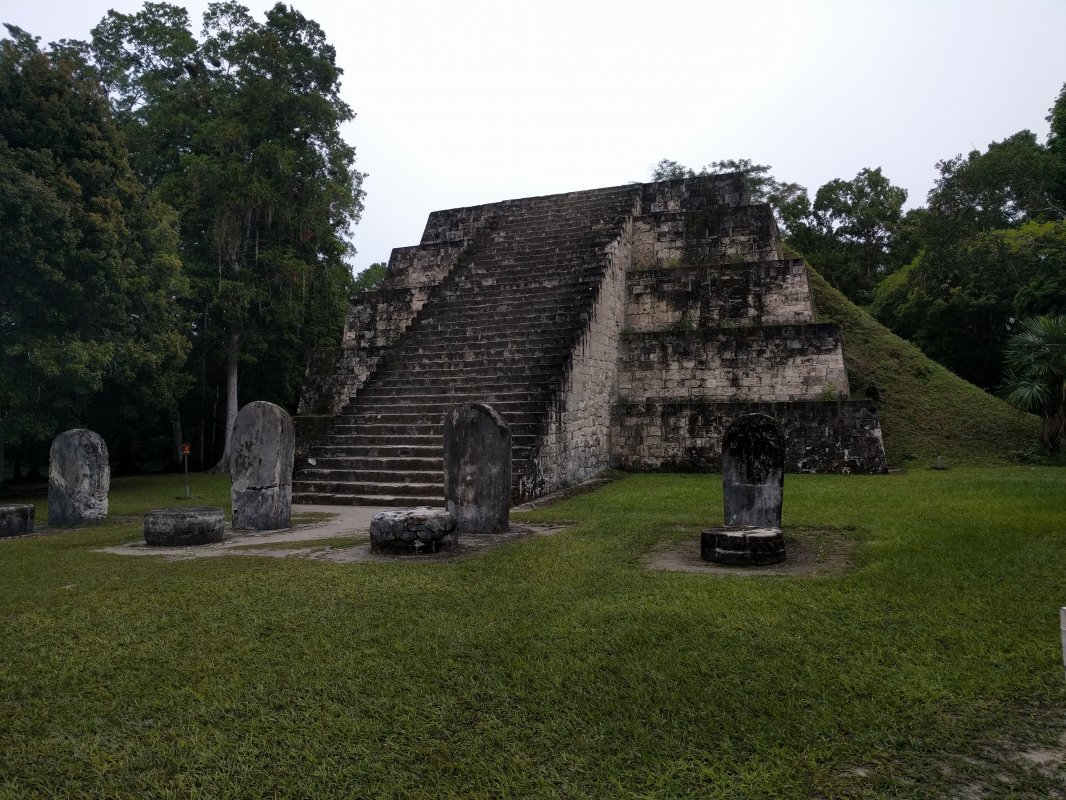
top-left (182, 442), bottom-right (191, 499)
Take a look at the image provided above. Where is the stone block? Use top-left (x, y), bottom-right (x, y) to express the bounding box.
top-left (722, 413), bottom-right (785, 528)
top-left (144, 507), bottom-right (225, 546)
top-left (231, 401), bottom-right (295, 531)
top-left (48, 429), bottom-right (109, 525)
top-left (370, 507), bottom-right (457, 553)
top-left (444, 402), bottom-right (511, 534)
top-left (0, 505), bottom-right (34, 537)
top-left (701, 526), bottom-right (786, 565)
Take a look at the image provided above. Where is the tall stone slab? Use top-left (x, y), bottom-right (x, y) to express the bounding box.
top-left (231, 401), bottom-right (295, 530)
top-left (444, 403), bottom-right (510, 533)
top-left (48, 429), bottom-right (109, 525)
top-left (722, 413), bottom-right (785, 528)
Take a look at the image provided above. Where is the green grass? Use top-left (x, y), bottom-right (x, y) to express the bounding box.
top-left (808, 267), bottom-right (1041, 467)
top-left (2, 470), bottom-right (1065, 798)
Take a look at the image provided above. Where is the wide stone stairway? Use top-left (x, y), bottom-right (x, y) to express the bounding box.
top-left (292, 187), bottom-right (639, 506)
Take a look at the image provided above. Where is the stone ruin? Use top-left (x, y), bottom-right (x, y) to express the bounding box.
top-left (231, 401), bottom-right (295, 530)
top-left (294, 174), bottom-right (888, 506)
top-left (48, 429), bottom-right (109, 525)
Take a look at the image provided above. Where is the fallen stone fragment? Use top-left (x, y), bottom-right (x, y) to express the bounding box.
top-left (144, 507), bottom-right (226, 546)
top-left (370, 507), bottom-right (457, 553)
top-left (0, 505), bottom-right (34, 537)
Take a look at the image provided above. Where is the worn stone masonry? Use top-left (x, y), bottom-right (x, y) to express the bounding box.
top-left (295, 174), bottom-right (887, 506)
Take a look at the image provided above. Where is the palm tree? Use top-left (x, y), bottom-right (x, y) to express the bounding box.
top-left (1001, 315), bottom-right (1066, 454)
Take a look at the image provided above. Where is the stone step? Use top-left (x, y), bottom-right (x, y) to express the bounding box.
top-left (338, 400), bottom-right (546, 417)
top-left (396, 330), bottom-right (574, 348)
top-left (299, 468), bottom-right (444, 485)
top-left (350, 392), bottom-right (551, 409)
top-left (292, 491), bottom-right (445, 508)
top-left (335, 410), bottom-right (544, 428)
top-left (328, 421), bottom-right (544, 438)
top-left (309, 456), bottom-right (444, 471)
top-left (291, 479), bottom-right (442, 498)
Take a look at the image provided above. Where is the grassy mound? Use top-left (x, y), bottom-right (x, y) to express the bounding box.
top-left (807, 267), bottom-right (1039, 466)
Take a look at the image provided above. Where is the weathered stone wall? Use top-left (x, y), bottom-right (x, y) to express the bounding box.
top-left (631, 206), bottom-right (782, 269)
top-left (611, 399), bottom-right (887, 474)
top-left (641, 175), bottom-right (750, 212)
top-left (518, 224), bottom-right (630, 499)
top-left (298, 287), bottom-right (420, 417)
top-left (618, 325), bottom-right (850, 403)
top-left (625, 260), bottom-right (814, 331)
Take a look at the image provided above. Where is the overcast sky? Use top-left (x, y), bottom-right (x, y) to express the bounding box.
top-left (4, 0), bottom-right (1066, 274)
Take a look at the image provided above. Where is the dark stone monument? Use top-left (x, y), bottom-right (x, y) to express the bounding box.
top-left (0, 505), bottom-right (35, 537)
top-left (701, 413), bottom-right (786, 566)
top-left (231, 401), bottom-right (295, 531)
top-left (48, 429), bottom-right (109, 525)
top-left (443, 402), bottom-right (510, 534)
top-left (722, 413), bottom-right (785, 527)
top-left (144, 507), bottom-right (226, 546)
top-left (370, 507), bottom-right (457, 553)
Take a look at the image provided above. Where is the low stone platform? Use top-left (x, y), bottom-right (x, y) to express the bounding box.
top-left (144, 507), bottom-right (226, 546)
top-left (0, 505), bottom-right (35, 538)
top-left (701, 526), bottom-right (786, 566)
top-left (370, 507), bottom-right (457, 554)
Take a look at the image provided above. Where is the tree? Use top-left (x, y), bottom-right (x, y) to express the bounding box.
top-left (353, 262), bottom-right (387, 292)
top-left (787, 167), bottom-right (908, 304)
top-left (88, 2), bottom-right (365, 470)
top-left (871, 86), bottom-right (1066, 389)
top-left (0, 25), bottom-right (188, 471)
top-left (1001, 315), bottom-right (1066, 454)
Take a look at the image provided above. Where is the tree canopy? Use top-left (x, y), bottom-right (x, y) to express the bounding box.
top-left (87, 1), bottom-right (365, 468)
top-left (0, 25), bottom-right (187, 458)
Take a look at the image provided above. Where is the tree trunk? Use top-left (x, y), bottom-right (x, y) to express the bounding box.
top-left (209, 328), bottom-right (240, 473)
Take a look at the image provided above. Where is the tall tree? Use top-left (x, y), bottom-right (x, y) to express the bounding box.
top-left (0, 25), bottom-right (188, 468)
top-left (787, 167), bottom-right (909, 304)
top-left (89, 2), bottom-right (365, 470)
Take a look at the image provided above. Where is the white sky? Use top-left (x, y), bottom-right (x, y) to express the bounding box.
top-left (3, 0), bottom-right (1065, 274)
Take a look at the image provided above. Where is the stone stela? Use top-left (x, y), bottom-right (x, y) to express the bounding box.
top-left (231, 401), bottom-right (295, 531)
top-left (48, 428), bottom-right (109, 525)
top-left (294, 175), bottom-right (888, 509)
top-left (444, 402), bottom-right (511, 534)
top-left (701, 413), bottom-right (787, 566)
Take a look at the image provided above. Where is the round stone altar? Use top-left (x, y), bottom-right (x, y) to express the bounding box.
top-left (700, 526), bottom-right (786, 566)
top-left (0, 505), bottom-right (35, 538)
top-left (144, 507), bottom-right (226, 546)
top-left (370, 507), bottom-right (457, 554)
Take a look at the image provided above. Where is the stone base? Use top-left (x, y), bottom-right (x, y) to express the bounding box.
top-left (370, 507), bottom-right (457, 554)
top-left (700, 526), bottom-right (786, 566)
top-left (0, 505), bottom-right (35, 538)
top-left (232, 485), bottom-right (292, 531)
top-left (144, 507), bottom-right (226, 546)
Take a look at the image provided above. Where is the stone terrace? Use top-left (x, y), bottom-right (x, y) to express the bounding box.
top-left (295, 175), bottom-right (887, 506)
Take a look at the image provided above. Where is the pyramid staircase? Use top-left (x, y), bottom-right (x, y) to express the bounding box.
top-left (292, 186), bottom-right (639, 506)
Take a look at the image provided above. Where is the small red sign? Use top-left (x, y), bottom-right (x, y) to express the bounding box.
top-left (182, 443), bottom-right (191, 455)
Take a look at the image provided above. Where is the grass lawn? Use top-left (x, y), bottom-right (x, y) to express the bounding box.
top-left (1, 468), bottom-right (1064, 798)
